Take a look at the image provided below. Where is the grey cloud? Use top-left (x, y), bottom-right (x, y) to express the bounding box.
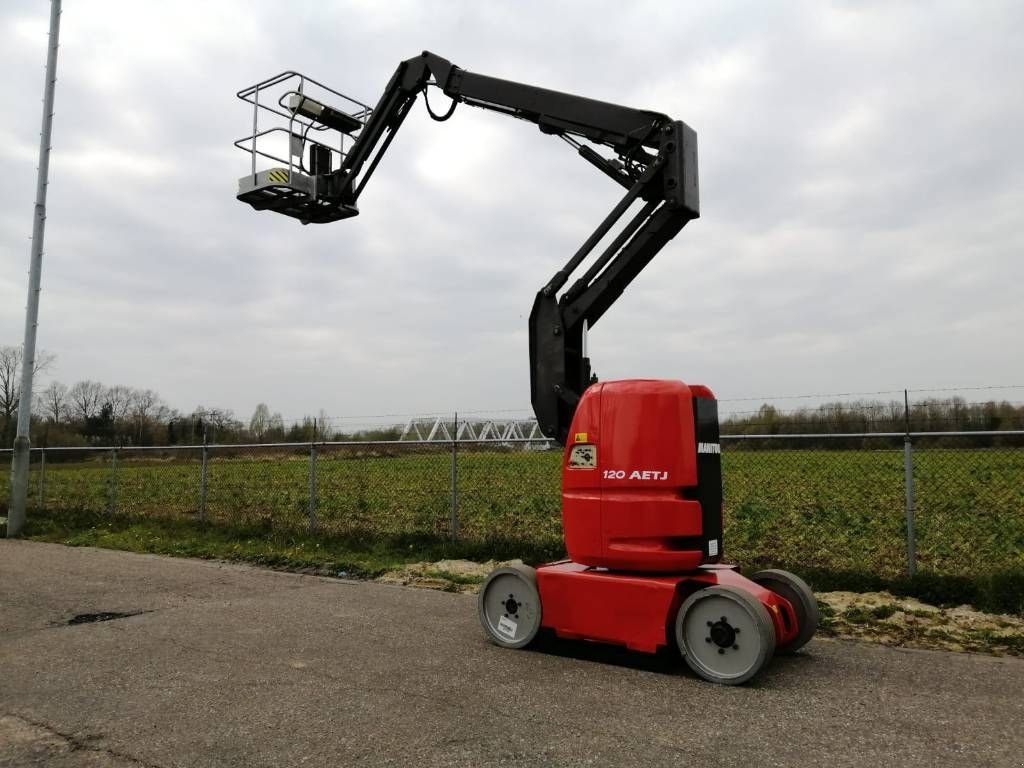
top-left (2, 0), bottom-right (1022, 424)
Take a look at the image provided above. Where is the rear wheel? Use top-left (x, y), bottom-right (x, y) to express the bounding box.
top-left (478, 564), bottom-right (542, 649)
top-left (675, 585), bottom-right (776, 685)
top-left (750, 569), bottom-right (818, 652)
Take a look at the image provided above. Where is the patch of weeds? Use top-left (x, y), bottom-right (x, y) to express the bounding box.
top-left (843, 603), bottom-right (897, 624)
top-left (922, 627), bottom-right (961, 646)
top-left (871, 603), bottom-right (897, 620)
top-left (970, 630), bottom-right (1024, 655)
top-left (902, 608), bottom-right (939, 619)
top-left (816, 600), bottom-right (838, 635)
top-left (422, 569), bottom-right (486, 586)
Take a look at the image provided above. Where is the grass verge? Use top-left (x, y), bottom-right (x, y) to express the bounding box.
top-left (22, 508), bottom-right (560, 579)
top-left (22, 508), bottom-right (1024, 618)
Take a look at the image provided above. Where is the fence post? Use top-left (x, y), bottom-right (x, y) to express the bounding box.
top-left (199, 434), bottom-right (209, 523)
top-left (450, 412), bottom-right (459, 541)
top-left (107, 448), bottom-right (119, 515)
top-left (903, 390), bottom-right (917, 576)
top-left (38, 449), bottom-right (46, 512)
top-left (307, 442), bottom-right (318, 534)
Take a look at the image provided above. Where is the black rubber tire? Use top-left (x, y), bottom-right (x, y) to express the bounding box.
top-left (675, 585), bottom-right (776, 685)
top-left (477, 564), bottom-right (542, 649)
top-left (750, 568), bottom-right (819, 652)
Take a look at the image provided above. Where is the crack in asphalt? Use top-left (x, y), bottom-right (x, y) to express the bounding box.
top-left (1, 712), bottom-right (167, 768)
top-left (66, 610), bottom-right (152, 625)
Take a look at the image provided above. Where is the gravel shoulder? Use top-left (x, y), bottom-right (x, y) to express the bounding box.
top-left (378, 559), bottom-right (1024, 656)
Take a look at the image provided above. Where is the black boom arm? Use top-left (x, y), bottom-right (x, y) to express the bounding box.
top-left (261, 51), bottom-right (699, 444)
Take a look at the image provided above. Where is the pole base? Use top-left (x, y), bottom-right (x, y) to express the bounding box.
top-left (7, 435), bottom-right (31, 537)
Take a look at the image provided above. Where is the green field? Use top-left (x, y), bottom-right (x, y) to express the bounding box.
top-left (7, 445), bottom-right (1024, 612)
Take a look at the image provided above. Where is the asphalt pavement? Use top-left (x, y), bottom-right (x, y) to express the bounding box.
top-left (1, 539), bottom-right (1022, 767)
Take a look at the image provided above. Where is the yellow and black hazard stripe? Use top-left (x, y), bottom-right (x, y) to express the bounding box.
top-left (266, 168), bottom-right (290, 184)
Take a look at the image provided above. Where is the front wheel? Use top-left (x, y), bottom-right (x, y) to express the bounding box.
top-left (675, 585), bottom-right (776, 685)
top-left (478, 564), bottom-right (542, 649)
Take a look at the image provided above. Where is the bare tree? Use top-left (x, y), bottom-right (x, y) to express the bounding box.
top-left (250, 403), bottom-right (271, 440)
top-left (206, 408), bottom-right (236, 431)
top-left (68, 379), bottom-right (105, 421)
top-left (191, 406), bottom-right (242, 442)
top-left (0, 345), bottom-right (56, 433)
top-left (38, 380), bottom-right (69, 424)
top-left (131, 389), bottom-right (162, 422)
top-left (0, 347), bottom-right (20, 426)
top-left (131, 391), bottom-right (160, 421)
top-left (106, 385), bottom-right (135, 422)
top-left (129, 388), bottom-right (164, 442)
top-left (268, 411), bottom-right (285, 440)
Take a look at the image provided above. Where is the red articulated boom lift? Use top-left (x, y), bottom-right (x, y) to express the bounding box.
top-left (234, 52), bottom-right (818, 684)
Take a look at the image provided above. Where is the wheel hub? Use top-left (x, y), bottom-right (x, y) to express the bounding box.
top-left (709, 619), bottom-right (736, 648)
top-left (504, 596), bottom-right (520, 615)
top-left (705, 615), bottom-right (741, 653)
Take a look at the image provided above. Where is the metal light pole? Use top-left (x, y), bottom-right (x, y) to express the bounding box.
top-left (7, 0), bottom-right (62, 538)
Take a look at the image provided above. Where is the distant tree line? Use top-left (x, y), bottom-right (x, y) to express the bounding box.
top-left (243, 403), bottom-right (400, 445)
top-left (22, 386), bottom-right (401, 448)
top-left (0, 345), bottom-right (401, 448)
top-left (4, 345), bottom-right (1021, 449)
top-left (722, 398), bottom-right (1024, 448)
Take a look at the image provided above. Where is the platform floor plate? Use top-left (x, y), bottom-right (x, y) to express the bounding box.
top-left (237, 168), bottom-right (358, 223)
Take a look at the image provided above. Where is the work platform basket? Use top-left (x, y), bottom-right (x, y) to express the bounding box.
top-left (235, 72), bottom-right (371, 223)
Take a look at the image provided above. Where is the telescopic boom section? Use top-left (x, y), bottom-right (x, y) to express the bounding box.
top-left (237, 51), bottom-right (700, 444)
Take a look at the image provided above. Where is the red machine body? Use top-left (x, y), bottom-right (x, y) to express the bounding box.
top-left (559, 379), bottom-right (721, 572)
top-left (535, 379), bottom-right (799, 655)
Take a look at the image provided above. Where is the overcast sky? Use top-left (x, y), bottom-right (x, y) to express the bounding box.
top-left (2, 1), bottom-right (1022, 426)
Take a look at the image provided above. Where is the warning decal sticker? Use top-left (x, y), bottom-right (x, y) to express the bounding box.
top-left (497, 615), bottom-right (518, 639)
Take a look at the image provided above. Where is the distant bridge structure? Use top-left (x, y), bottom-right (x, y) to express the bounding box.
top-left (399, 415), bottom-right (551, 449)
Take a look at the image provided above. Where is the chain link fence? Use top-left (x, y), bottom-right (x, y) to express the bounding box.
top-left (722, 432), bottom-right (1024, 582)
top-left (911, 436), bottom-right (1024, 579)
top-left (3, 432), bottom-right (1022, 585)
top-left (723, 440), bottom-right (908, 579)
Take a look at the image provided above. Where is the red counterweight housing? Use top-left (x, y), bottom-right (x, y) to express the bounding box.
top-left (561, 379), bottom-right (723, 572)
